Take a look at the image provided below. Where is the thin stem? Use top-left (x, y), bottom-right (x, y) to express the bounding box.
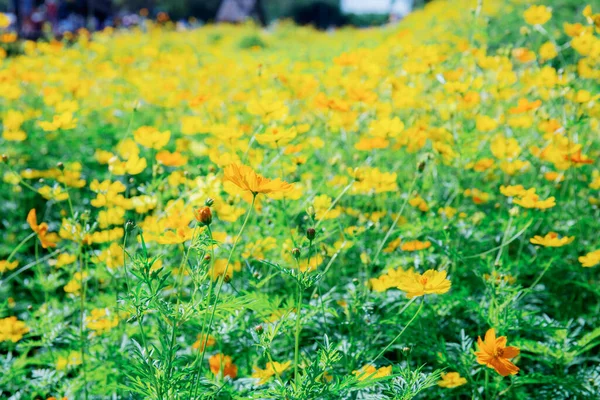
top-left (373, 298), bottom-right (423, 363)
top-left (6, 232), bottom-right (37, 262)
top-left (294, 279), bottom-right (303, 390)
top-left (372, 174), bottom-right (419, 265)
top-left (193, 195), bottom-right (256, 389)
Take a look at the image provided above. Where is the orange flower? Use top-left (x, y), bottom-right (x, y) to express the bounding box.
top-left (208, 353), bottom-right (238, 379)
top-left (530, 232), bottom-right (574, 247)
top-left (475, 328), bottom-right (520, 377)
top-left (223, 163), bottom-right (293, 196)
top-left (27, 209), bottom-right (58, 249)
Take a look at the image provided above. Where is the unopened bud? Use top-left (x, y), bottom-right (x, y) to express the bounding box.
top-left (125, 220), bottom-right (136, 232)
top-left (205, 198), bottom-right (214, 206)
top-left (255, 325), bottom-right (264, 334)
top-left (306, 228), bottom-right (316, 241)
top-left (195, 206), bottom-right (212, 226)
top-left (1, 154), bottom-right (7, 163)
top-left (204, 254), bottom-right (211, 261)
top-left (291, 248), bottom-right (301, 259)
top-left (57, 162), bottom-right (64, 171)
top-left (223, 275), bottom-right (231, 283)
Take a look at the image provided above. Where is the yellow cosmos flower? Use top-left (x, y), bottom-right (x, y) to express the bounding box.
top-left (513, 189), bottom-right (556, 210)
top-left (223, 163), bottom-right (293, 196)
top-left (396, 269), bottom-right (451, 298)
top-left (252, 361), bottom-right (292, 384)
top-left (523, 5), bottom-right (552, 26)
top-left (401, 240), bottom-right (431, 251)
top-left (0, 316), bottom-right (29, 343)
top-left (530, 232), bottom-right (574, 247)
top-left (438, 372), bottom-right (467, 388)
top-left (133, 126), bottom-right (171, 149)
top-left (579, 249), bottom-right (600, 268)
top-left (0, 259), bottom-right (19, 273)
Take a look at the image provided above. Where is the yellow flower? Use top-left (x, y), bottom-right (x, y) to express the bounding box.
top-left (539, 42), bottom-right (558, 61)
top-left (513, 189), bottom-right (556, 210)
top-left (0, 13), bottom-right (10, 29)
top-left (438, 372), bottom-right (467, 388)
top-left (500, 185), bottom-right (527, 197)
top-left (0, 259), bottom-right (19, 273)
top-left (0, 316), bottom-right (29, 343)
top-left (223, 163), bottom-right (293, 196)
top-left (530, 232), bottom-right (574, 247)
top-left (133, 126), bottom-right (171, 149)
top-left (396, 269), bottom-right (451, 298)
top-left (401, 240), bottom-right (431, 252)
top-left (523, 5), bottom-right (552, 25)
top-left (192, 334), bottom-right (216, 351)
top-left (579, 249), bottom-right (600, 268)
top-left (352, 365), bottom-right (392, 381)
top-left (38, 112), bottom-right (77, 131)
top-left (252, 361), bottom-right (292, 384)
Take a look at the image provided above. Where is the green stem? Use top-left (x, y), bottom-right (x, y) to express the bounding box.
top-left (294, 280), bottom-right (303, 391)
top-left (6, 232), bottom-right (37, 262)
top-left (193, 195), bottom-right (256, 390)
top-left (373, 298), bottom-right (423, 363)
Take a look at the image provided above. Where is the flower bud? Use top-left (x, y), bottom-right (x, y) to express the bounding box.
top-left (57, 162), bottom-right (64, 171)
top-left (125, 220), bottom-right (136, 232)
top-left (1, 154), bottom-right (7, 163)
top-left (291, 248), bottom-right (301, 259)
top-left (195, 206), bottom-right (212, 226)
top-left (205, 198), bottom-right (214, 206)
top-left (255, 325), bottom-right (264, 334)
top-left (306, 228), bottom-right (316, 241)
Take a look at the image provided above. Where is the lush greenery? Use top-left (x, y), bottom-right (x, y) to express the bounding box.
top-left (1, 0), bottom-right (600, 399)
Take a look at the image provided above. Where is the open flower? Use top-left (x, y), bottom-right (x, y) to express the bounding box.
top-left (27, 209), bottom-right (58, 248)
top-left (252, 361), bottom-right (292, 384)
top-left (133, 126), bottom-right (170, 149)
top-left (475, 328), bottom-right (520, 377)
top-left (223, 163), bottom-right (293, 196)
top-left (209, 353), bottom-right (238, 379)
top-left (438, 372), bottom-right (467, 388)
top-left (530, 232), bottom-right (574, 247)
top-left (579, 249), bottom-right (600, 268)
top-left (0, 316), bottom-right (29, 343)
top-left (396, 269), bottom-right (451, 298)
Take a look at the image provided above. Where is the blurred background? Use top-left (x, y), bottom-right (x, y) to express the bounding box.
top-left (0, 0), bottom-right (432, 38)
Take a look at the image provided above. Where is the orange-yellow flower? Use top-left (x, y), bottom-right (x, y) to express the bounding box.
top-left (208, 353), bottom-right (238, 379)
top-left (530, 232), bottom-right (574, 247)
top-left (396, 269), bottom-right (451, 298)
top-left (223, 163), bottom-right (293, 196)
top-left (27, 209), bottom-right (58, 249)
top-left (513, 190), bottom-right (555, 210)
top-left (475, 328), bottom-right (520, 377)
top-left (579, 249), bottom-right (600, 268)
top-left (401, 240), bottom-right (431, 252)
top-left (438, 372), bottom-right (467, 388)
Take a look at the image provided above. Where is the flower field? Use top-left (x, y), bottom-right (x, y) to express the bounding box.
top-left (1, 0), bottom-right (600, 398)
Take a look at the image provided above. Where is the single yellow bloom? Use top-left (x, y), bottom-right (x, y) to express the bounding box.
top-left (223, 163), bottom-right (293, 196)
top-left (252, 361), bottom-right (292, 384)
top-left (523, 5), bottom-right (552, 25)
top-left (579, 249), bottom-right (600, 268)
top-left (396, 269), bottom-right (451, 298)
top-left (530, 232), bottom-right (574, 247)
top-left (438, 372), bottom-right (467, 388)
